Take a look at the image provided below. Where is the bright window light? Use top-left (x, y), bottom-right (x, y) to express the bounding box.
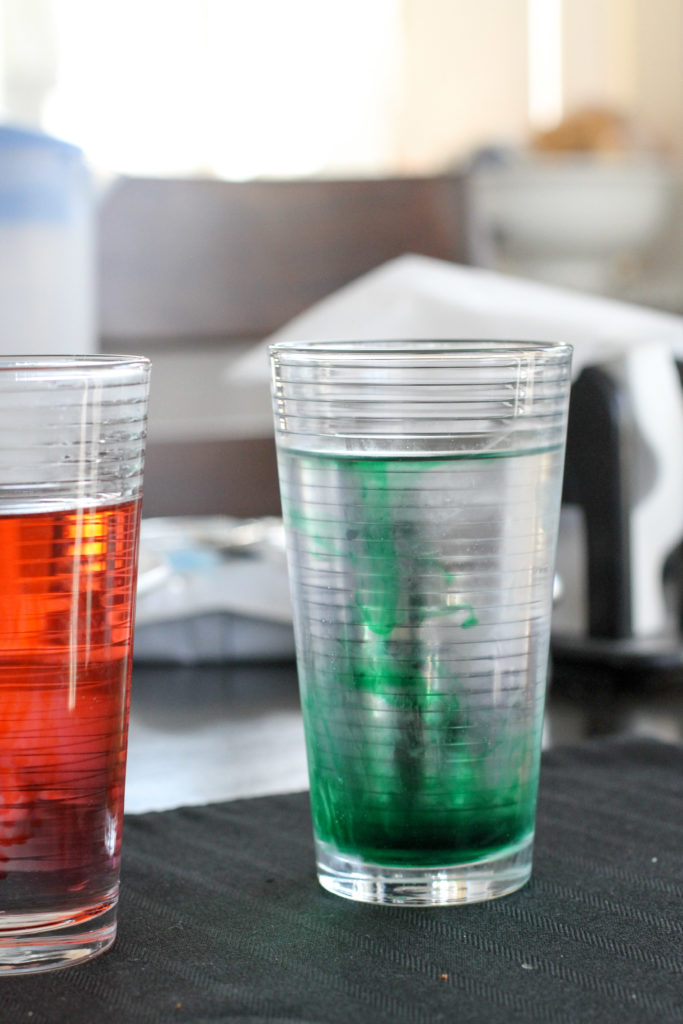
top-left (527, 0), bottom-right (563, 130)
top-left (38, 0), bottom-right (402, 179)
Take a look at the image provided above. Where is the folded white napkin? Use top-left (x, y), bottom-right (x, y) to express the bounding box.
top-left (231, 253), bottom-right (683, 385)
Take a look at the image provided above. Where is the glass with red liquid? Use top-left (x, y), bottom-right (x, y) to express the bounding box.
top-left (0, 356), bottom-right (150, 973)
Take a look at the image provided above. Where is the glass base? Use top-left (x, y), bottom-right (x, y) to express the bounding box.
top-left (315, 834), bottom-right (534, 906)
top-left (0, 896), bottom-right (118, 975)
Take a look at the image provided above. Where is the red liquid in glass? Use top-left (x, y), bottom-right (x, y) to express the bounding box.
top-left (0, 499), bottom-right (140, 916)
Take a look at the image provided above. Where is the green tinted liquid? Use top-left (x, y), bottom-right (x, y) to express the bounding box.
top-left (282, 451), bottom-right (550, 866)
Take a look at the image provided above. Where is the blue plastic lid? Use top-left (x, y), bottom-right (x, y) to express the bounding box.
top-left (0, 124), bottom-right (89, 223)
top-left (0, 124), bottom-right (82, 154)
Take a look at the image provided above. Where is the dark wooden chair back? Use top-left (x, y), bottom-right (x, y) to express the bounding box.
top-left (98, 175), bottom-right (467, 517)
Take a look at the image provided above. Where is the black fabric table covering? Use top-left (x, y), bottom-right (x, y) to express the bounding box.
top-left (1, 737), bottom-right (681, 1024)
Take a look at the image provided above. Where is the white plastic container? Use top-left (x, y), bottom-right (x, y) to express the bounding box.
top-left (0, 126), bottom-right (94, 354)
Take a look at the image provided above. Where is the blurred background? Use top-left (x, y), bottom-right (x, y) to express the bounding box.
top-left (0, 0), bottom-right (681, 349)
top-left (0, 0), bottom-right (681, 339)
top-left (1, 0), bottom-right (680, 182)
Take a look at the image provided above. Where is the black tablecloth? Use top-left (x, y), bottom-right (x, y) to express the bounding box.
top-left (1, 737), bottom-right (681, 1024)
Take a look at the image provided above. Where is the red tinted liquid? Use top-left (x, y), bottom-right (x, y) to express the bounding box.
top-left (0, 499), bottom-right (140, 914)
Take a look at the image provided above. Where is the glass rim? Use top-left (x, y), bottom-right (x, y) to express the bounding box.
top-left (0, 354), bottom-right (151, 373)
top-left (269, 339), bottom-right (572, 361)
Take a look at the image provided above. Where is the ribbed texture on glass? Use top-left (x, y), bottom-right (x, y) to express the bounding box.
top-left (270, 340), bottom-right (572, 456)
top-left (270, 341), bottom-right (572, 874)
top-left (0, 356), bottom-right (150, 511)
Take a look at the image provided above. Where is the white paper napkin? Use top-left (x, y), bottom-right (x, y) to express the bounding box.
top-left (230, 254), bottom-right (683, 388)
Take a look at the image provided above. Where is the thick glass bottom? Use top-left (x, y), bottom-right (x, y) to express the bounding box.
top-left (0, 895), bottom-right (118, 975)
top-left (315, 834), bottom-right (534, 906)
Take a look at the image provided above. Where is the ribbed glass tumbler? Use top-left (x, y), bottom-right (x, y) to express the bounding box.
top-left (270, 340), bottom-right (572, 905)
top-left (0, 356), bottom-right (150, 972)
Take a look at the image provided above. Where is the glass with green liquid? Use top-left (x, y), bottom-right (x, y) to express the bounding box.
top-left (270, 340), bottom-right (572, 905)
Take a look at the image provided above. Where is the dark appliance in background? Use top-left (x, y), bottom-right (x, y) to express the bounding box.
top-left (552, 346), bottom-right (683, 685)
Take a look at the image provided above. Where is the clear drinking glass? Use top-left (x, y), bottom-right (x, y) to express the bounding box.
top-left (270, 340), bottom-right (572, 905)
top-left (0, 355), bottom-right (150, 972)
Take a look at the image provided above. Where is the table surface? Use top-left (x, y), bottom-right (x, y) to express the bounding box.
top-left (125, 663), bottom-right (308, 813)
top-left (1, 733), bottom-right (681, 1024)
top-left (123, 661), bottom-right (683, 815)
